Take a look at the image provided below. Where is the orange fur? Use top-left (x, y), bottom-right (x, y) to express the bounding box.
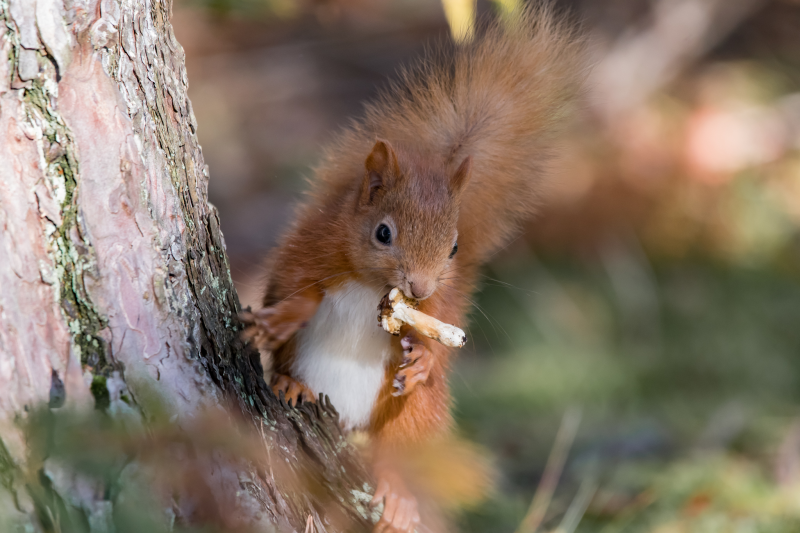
top-left (248, 5), bottom-right (585, 531)
top-left (369, 289), bottom-right (467, 442)
top-left (317, 3), bottom-right (587, 266)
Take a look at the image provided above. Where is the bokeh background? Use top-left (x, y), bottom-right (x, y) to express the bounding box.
top-left (173, 0), bottom-right (800, 530)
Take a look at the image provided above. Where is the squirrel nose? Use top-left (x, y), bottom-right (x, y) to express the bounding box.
top-left (408, 278), bottom-right (435, 300)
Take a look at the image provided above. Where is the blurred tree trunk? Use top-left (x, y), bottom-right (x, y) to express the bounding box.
top-left (0, 0), bottom-right (373, 531)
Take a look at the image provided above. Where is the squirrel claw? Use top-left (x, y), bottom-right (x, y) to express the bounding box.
top-left (240, 305), bottom-right (308, 351)
top-left (392, 336), bottom-right (432, 397)
top-left (398, 355), bottom-right (414, 369)
top-left (272, 373), bottom-right (316, 406)
top-left (240, 307), bottom-right (282, 350)
top-left (392, 375), bottom-right (406, 397)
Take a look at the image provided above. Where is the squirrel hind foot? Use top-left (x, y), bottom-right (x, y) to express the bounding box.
top-left (271, 373), bottom-right (317, 406)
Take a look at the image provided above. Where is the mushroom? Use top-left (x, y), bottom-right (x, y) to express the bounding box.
top-left (378, 288), bottom-right (467, 348)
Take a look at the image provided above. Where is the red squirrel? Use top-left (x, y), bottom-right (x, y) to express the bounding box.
top-left (243, 5), bottom-right (584, 532)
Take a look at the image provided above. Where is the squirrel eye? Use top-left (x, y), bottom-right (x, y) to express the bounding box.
top-left (449, 242), bottom-right (458, 258)
top-left (376, 224), bottom-right (392, 245)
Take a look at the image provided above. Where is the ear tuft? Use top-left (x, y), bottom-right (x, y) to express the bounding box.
top-left (450, 156), bottom-right (472, 195)
top-left (361, 139), bottom-right (399, 205)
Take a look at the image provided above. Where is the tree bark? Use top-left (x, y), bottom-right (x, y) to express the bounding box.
top-left (0, 0), bottom-right (374, 531)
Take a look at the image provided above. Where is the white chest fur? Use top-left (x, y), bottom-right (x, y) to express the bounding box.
top-left (292, 281), bottom-right (394, 431)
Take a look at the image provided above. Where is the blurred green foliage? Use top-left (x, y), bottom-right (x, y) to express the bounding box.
top-left (454, 251), bottom-right (800, 532)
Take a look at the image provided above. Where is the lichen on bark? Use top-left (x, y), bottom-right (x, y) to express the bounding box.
top-left (4, 3), bottom-right (108, 376)
top-left (0, 0), bottom-right (378, 530)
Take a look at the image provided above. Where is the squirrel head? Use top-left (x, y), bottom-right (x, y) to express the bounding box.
top-left (349, 139), bottom-right (471, 300)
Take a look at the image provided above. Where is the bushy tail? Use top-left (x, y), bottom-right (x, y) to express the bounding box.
top-left (323, 3), bottom-right (587, 262)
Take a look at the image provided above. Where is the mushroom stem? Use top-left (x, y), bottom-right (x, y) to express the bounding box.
top-left (378, 288), bottom-right (467, 348)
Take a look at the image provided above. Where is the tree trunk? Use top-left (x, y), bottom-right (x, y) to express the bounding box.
top-left (0, 0), bottom-right (374, 531)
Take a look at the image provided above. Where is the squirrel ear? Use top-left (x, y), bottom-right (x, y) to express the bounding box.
top-left (450, 156), bottom-right (472, 195)
top-left (361, 139), bottom-right (399, 205)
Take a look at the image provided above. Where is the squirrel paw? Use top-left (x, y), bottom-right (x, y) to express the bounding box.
top-left (240, 306), bottom-right (302, 351)
top-left (370, 469), bottom-right (421, 533)
top-left (271, 373), bottom-right (316, 407)
top-left (392, 335), bottom-right (432, 397)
